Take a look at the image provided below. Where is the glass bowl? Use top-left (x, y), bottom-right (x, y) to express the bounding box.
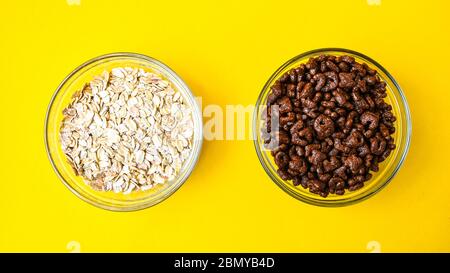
top-left (45, 53), bottom-right (203, 211)
top-left (253, 48), bottom-right (411, 207)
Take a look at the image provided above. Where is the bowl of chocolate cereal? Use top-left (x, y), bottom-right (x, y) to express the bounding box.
top-left (45, 53), bottom-right (203, 211)
top-left (253, 48), bottom-right (411, 206)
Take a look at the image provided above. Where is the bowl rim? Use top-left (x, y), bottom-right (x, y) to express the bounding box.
top-left (253, 47), bottom-right (412, 207)
top-left (44, 52), bottom-right (203, 212)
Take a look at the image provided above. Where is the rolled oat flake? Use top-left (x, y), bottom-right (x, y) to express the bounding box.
top-left (60, 67), bottom-right (194, 194)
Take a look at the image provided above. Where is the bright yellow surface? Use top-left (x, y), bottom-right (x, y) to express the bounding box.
top-left (0, 0), bottom-right (449, 252)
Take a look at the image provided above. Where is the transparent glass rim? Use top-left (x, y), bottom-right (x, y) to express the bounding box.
top-left (45, 52), bottom-right (203, 211)
top-left (253, 48), bottom-right (412, 207)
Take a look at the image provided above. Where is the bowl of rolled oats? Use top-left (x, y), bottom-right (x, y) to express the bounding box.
top-left (45, 53), bottom-right (203, 211)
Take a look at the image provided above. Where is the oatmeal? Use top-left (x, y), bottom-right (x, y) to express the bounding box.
top-left (60, 67), bottom-right (194, 193)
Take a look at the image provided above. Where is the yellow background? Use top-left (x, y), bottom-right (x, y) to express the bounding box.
top-left (1, 0), bottom-right (449, 252)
